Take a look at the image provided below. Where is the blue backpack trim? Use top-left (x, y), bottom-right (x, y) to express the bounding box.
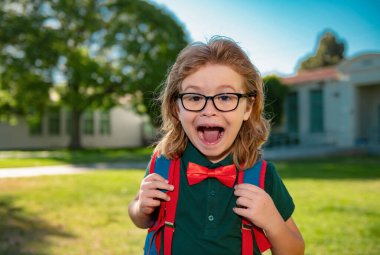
top-left (243, 160), bottom-right (263, 186)
top-left (143, 155), bottom-right (171, 255)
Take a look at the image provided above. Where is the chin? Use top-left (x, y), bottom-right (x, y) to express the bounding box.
top-left (195, 141), bottom-right (231, 163)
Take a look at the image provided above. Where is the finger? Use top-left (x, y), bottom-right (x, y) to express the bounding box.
top-left (234, 188), bottom-right (255, 199)
top-left (233, 207), bottom-right (251, 218)
top-left (141, 189), bottom-right (169, 201)
top-left (236, 196), bottom-right (253, 209)
top-left (146, 173), bottom-right (169, 183)
top-left (235, 183), bottom-right (262, 192)
top-left (145, 189), bottom-right (171, 202)
top-left (142, 198), bottom-right (162, 208)
top-left (143, 180), bottom-right (174, 192)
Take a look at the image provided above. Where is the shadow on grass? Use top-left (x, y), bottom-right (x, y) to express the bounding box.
top-left (275, 156), bottom-right (380, 180)
top-left (0, 196), bottom-right (75, 255)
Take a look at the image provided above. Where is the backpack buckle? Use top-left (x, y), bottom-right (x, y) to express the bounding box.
top-left (242, 223), bottom-right (253, 230)
top-left (165, 221), bottom-right (175, 228)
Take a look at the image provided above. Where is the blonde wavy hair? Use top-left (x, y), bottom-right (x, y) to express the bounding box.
top-left (154, 36), bottom-right (270, 170)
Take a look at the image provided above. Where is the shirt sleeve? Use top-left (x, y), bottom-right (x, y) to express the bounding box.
top-left (264, 161), bottom-right (295, 221)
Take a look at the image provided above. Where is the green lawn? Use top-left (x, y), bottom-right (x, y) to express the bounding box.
top-left (0, 156), bottom-right (379, 255)
top-left (0, 147), bottom-right (153, 168)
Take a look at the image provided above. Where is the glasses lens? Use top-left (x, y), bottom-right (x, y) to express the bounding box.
top-left (182, 94), bottom-right (205, 111)
top-left (214, 94), bottom-right (239, 111)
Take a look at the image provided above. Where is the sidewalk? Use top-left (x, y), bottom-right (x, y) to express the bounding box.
top-left (0, 162), bottom-right (148, 179)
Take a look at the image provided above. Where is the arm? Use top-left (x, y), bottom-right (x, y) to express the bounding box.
top-left (128, 173), bottom-right (174, 229)
top-left (266, 216), bottom-right (304, 255)
top-left (233, 184), bottom-right (305, 255)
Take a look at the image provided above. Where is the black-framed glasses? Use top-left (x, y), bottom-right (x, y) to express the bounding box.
top-left (178, 92), bottom-right (255, 112)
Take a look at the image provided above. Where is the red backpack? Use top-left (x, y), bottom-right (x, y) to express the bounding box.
top-left (144, 153), bottom-right (271, 255)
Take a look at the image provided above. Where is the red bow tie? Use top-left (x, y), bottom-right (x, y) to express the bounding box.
top-left (186, 162), bottom-right (236, 188)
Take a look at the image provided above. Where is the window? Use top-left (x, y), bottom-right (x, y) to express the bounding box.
top-left (83, 111), bottom-right (94, 135)
top-left (29, 120), bottom-right (43, 135)
top-left (100, 111), bottom-right (111, 135)
top-left (287, 91), bottom-right (299, 134)
top-left (309, 89), bottom-right (324, 133)
top-left (66, 111), bottom-right (72, 135)
top-left (48, 109), bottom-right (60, 135)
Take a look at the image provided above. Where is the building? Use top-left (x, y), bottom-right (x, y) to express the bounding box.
top-left (279, 53), bottom-right (380, 153)
top-left (0, 106), bottom-right (153, 150)
top-left (2, 53), bottom-right (380, 153)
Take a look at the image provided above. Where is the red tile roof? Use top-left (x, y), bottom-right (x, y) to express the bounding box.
top-left (281, 66), bottom-right (338, 85)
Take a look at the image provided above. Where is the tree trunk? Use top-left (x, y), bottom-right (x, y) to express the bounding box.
top-left (69, 109), bottom-right (82, 149)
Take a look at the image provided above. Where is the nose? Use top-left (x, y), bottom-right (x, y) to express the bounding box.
top-left (201, 98), bottom-right (217, 115)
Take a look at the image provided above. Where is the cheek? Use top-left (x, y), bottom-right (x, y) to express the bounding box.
top-left (177, 108), bottom-right (195, 129)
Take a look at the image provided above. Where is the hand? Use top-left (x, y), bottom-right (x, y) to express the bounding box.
top-left (137, 173), bottom-right (174, 216)
top-left (233, 183), bottom-right (281, 231)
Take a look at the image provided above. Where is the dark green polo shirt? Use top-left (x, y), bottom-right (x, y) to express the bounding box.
top-left (145, 142), bottom-right (294, 255)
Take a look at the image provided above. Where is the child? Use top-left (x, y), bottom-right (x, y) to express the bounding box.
top-left (128, 36), bottom-right (305, 255)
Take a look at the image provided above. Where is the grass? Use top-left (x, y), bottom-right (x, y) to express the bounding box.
top-left (0, 147), bottom-right (153, 168)
top-left (0, 170), bottom-right (146, 255)
top-left (278, 156), bottom-right (380, 255)
top-left (0, 156), bottom-right (379, 254)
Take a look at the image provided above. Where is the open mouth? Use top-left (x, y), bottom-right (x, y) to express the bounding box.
top-left (197, 126), bottom-right (225, 144)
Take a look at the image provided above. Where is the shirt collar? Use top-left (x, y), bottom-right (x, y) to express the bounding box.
top-left (182, 141), bottom-right (233, 169)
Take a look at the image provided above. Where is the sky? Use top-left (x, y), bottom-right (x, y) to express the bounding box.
top-left (150, 0), bottom-right (380, 76)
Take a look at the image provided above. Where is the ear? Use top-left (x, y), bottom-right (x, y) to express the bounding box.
top-left (175, 100), bottom-right (180, 114)
top-left (243, 97), bottom-right (254, 121)
top-left (174, 100), bottom-right (181, 119)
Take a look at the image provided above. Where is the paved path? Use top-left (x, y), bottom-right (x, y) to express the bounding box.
top-left (0, 146), bottom-right (368, 179)
top-left (0, 162), bottom-right (147, 179)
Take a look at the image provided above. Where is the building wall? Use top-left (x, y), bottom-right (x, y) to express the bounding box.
top-left (340, 54), bottom-right (380, 147)
top-left (81, 107), bottom-right (144, 148)
top-left (335, 81), bottom-right (356, 147)
top-left (356, 85), bottom-right (380, 145)
top-left (283, 53), bottom-right (380, 149)
top-left (0, 106), bottom-right (146, 150)
top-left (289, 80), bottom-right (340, 146)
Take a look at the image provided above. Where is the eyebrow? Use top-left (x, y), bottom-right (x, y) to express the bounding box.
top-left (182, 84), bottom-right (239, 92)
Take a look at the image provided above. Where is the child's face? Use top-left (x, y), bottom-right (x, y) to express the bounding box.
top-left (177, 64), bottom-right (253, 163)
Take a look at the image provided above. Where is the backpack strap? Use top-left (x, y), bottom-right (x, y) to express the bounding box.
top-left (145, 155), bottom-right (271, 255)
top-left (163, 158), bottom-right (180, 255)
top-left (144, 152), bottom-right (180, 255)
top-left (238, 160), bottom-right (272, 254)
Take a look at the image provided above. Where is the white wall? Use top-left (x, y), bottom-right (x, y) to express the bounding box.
top-left (0, 106), bottom-right (146, 150)
top-left (285, 53), bottom-right (380, 148)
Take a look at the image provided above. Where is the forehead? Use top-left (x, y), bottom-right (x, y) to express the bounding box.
top-left (181, 64), bottom-right (245, 92)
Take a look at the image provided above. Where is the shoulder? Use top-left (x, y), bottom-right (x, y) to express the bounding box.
top-left (265, 162), bottom-right (295, 221)
top-left (263, 161), bottom-right (284, 192)
top-left (263, 160), bottom-right (295, 220)
top-left (264, 161), bottom-right (279, 182)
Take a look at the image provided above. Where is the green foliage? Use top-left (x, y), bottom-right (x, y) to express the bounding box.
top-left (0, 0), bottom-right (188, 148)
top-left (263, 75), bottom-right (289, 127)
top-left (299, 30), bottom-right (345, 71)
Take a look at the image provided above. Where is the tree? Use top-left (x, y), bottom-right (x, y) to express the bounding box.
top-left (0, 0), bottom-right (188, 149)
top-left (299, 30), bottom-right (345, 71)
top-left (263, 75), bottom-right (288, 127)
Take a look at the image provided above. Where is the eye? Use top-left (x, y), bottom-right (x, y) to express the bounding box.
top-left (184, 94), bottom-right (204, 102)
top-left (217, 94), bottom-right (234, 101)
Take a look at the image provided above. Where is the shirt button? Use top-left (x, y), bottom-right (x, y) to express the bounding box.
top-left (208, 215), bottom-right (214, 221)
top-left (210, 190), bottom-right (216, 196)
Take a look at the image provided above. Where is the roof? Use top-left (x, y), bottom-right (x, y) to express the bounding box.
top-left (281, 66), bottom-right (338, 85)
